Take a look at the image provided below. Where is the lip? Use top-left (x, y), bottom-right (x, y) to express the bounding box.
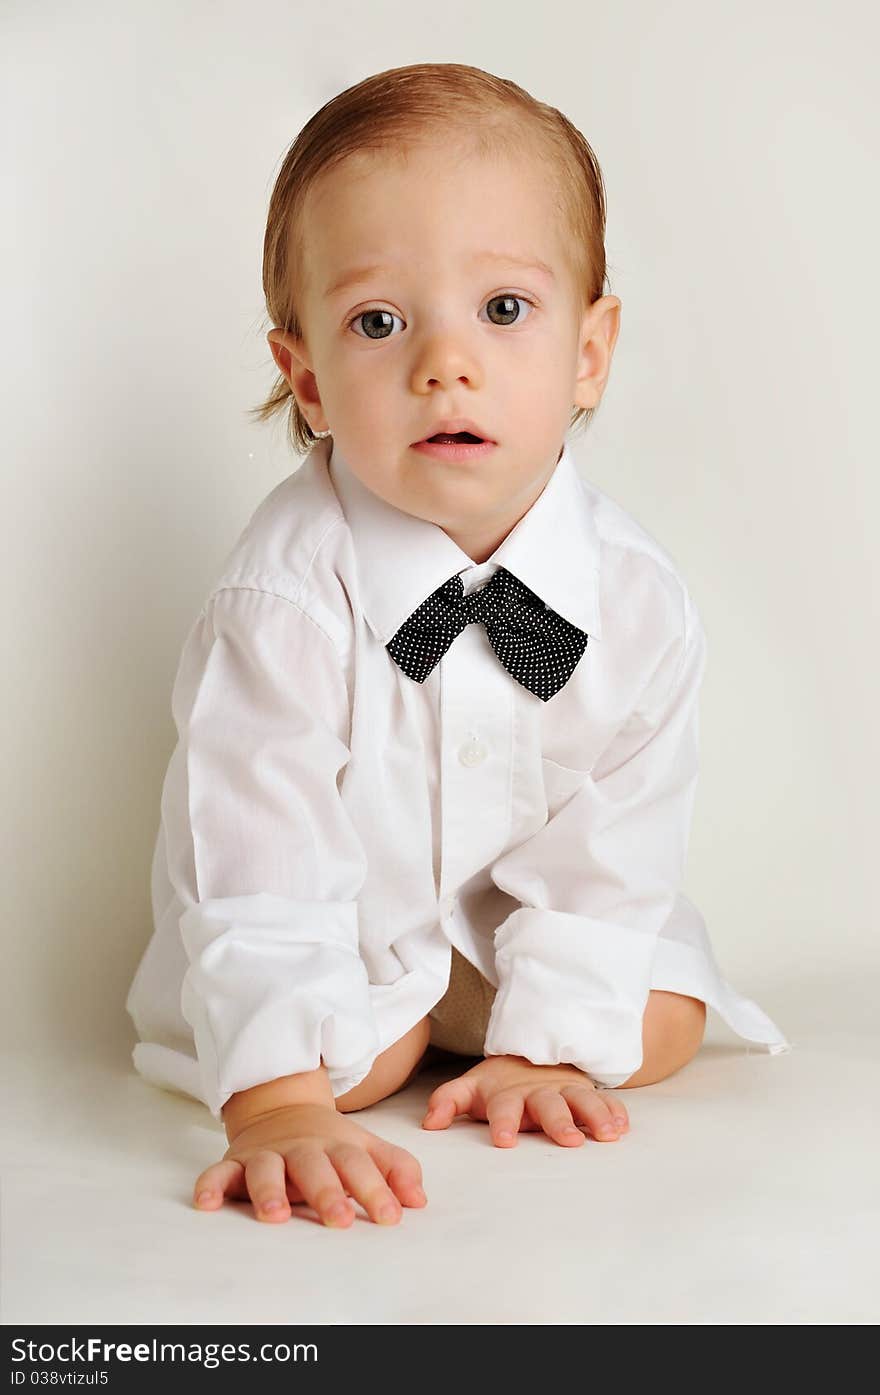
top-left (411, 439), bottom-right (498, 463)
top-left (412, 418), bottom-right (495, 444)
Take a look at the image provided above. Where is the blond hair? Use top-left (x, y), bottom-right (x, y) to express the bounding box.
top-left (248, 63), bottom-right (613, 455)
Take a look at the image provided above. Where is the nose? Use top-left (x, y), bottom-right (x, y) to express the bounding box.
top-left (409, 329), bottom-right (484, 394)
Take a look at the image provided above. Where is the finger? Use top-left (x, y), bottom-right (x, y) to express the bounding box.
top-left (368, 1141), bottom-right (428, 1209)
top-left (283, 1144), bottom-right (357, 1228)
top-left (485, 1091), bottom-right (526, 1147)
top-left (328, 1143), bottom-right (408, 1226)
top-left (244, 1149), bottom-right (294, 1222)
top-left (594, 1088), bottom-right (629, 1132)
top-left (524, 1087), bottom-right (586, 1147)
top-left (193, 1158), bottom-right (245, 1210)
top-left (562, 1085), bottom-right (624, 1141)
top-left (421, 1076), bottom-right (477, 1129)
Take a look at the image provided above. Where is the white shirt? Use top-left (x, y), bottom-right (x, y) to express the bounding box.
top-left (127, 436), bottom-right (791, 1118)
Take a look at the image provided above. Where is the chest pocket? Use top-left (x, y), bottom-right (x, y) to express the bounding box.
top-left (540, 756), bottom-right (591, 821)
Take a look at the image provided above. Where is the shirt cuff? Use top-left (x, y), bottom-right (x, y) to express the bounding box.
top-left (482, 907), bottom-right (656, 1088)
top-left (179, 892), bottom-right (380, 1118)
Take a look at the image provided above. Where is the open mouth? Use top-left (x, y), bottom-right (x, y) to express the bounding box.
top-left (425, 431), bottom-right (485, 444)
top-left (411, 431), bottom-right (497, 461)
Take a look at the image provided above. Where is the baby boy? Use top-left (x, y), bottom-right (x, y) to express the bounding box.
top-left (127, 62), bottom-right (790, 1230)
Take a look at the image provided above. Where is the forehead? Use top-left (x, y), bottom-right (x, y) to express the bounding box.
top-left (300, 141), bottom-right (567, 297)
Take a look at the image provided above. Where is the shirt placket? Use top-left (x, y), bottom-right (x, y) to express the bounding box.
top-left (438, 619), bottom-right (514, 902)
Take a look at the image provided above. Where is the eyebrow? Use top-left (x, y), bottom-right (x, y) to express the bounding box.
top-left (324, 251), bottom-right (556, 299)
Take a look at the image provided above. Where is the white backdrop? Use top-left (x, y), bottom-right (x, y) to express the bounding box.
top-left (4, 0), bottom-right (877, 1059)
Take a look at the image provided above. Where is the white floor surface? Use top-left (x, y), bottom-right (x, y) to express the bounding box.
top-left (2, 965), bottom-right (877, 1326)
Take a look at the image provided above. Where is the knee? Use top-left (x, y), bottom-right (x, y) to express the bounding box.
top-left (335, 1015), bottom-right (432, 1112)
top-left (615, 990), bottom-right (706, 1089)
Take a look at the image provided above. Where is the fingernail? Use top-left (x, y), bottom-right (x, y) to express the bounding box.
top-left (326, 1202), bottom-right (350, 1223)
top-left (378, 1204), bottom-right (399, 1223)
top-left (262, 1199), bottom-right (285, 1213)
top-left (564, 1125), bottom-right (580, 1135)
top-left (414, 1185), bottom-right (426, 1200)
top-left (196, 1190), bottom-right (213, 1206)
top-left (497, 1130), bottom-right (514, 1141)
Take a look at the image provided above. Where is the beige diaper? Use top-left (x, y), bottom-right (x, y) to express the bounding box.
top-left (428, 944), bottom-right (498, 1056)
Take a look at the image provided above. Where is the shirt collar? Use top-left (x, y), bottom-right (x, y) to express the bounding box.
top-left (322, 436), bottom-right (602, 644)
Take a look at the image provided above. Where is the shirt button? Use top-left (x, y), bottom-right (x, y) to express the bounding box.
top-left (458, 738), bottom-right (489, 767)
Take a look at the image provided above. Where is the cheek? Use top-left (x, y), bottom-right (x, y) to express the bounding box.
top-left (335, 355), bottom-right (401, 421)
top-left (317, 360), bottom-right (385, 434)
top-left (492, 330), bottom-right (571, 395)
top-left (531, 334), bottom-right (575, 385)
top-left (357, 401), bottom-right (399, 448)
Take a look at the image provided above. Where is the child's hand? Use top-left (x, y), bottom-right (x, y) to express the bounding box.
top-left (193, 1103), bottom-right (427, 1227)
top-left (421, 1053), bottom-right (630, 1147)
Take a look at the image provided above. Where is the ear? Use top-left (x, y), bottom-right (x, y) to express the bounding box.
top-left (267, 328), bottom-right (330, 434)
top-left (572, 296), bottom-right (621, 412)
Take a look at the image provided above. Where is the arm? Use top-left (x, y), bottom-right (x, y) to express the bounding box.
top-left (483, 584), bottom-right (707, 1087)
top-left (221, 1064), bottom-right (336, 1140)
top-left (172, 583), bottom-right (380, 1119)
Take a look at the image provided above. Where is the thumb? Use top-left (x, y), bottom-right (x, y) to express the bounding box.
top-left (421, 1075), bottom-right (476, 1129)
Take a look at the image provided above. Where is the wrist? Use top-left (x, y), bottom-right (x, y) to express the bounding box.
top-left (222, 1066), bottom-right (336, 1141)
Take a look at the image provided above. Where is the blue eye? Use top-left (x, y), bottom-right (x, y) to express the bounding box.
top-left (346, 293), bottom-right (536, 339)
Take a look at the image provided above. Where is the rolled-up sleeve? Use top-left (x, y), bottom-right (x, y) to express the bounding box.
top-left (483, 587), bottom-right (707, 1088)
top-left (172, 584), bottom-right (379, 1118)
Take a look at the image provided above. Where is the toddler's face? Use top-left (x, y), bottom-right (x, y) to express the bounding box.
top-left (269, 136), bottom-right (620, 562)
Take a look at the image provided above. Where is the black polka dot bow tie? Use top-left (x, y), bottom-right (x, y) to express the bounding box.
top-left (386, 566), bottom-right (589, 702)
